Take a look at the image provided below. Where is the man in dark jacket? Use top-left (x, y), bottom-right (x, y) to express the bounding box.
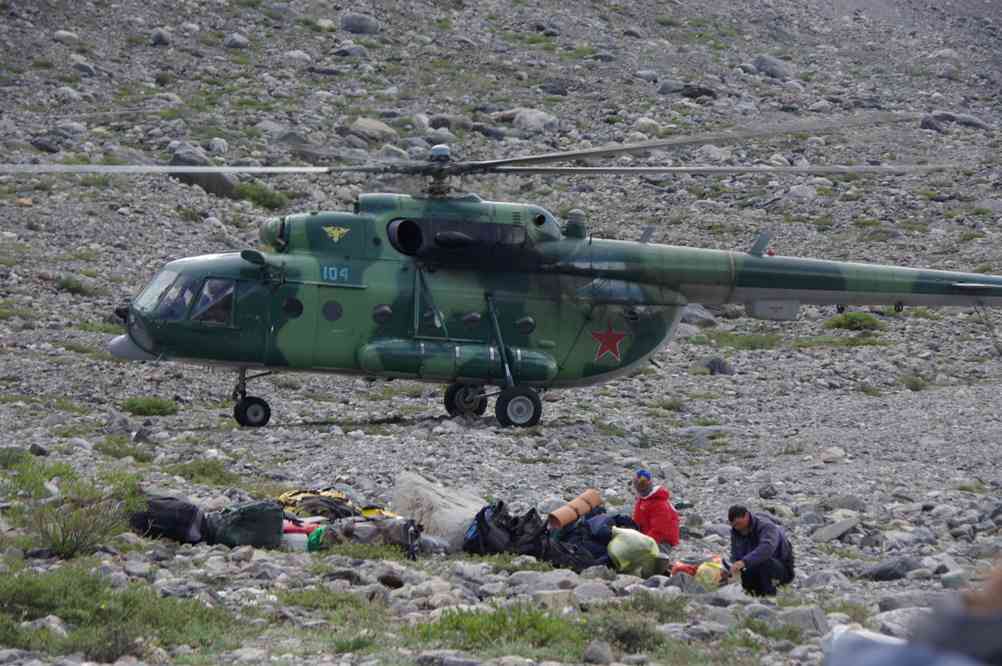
top-left (728, 505), bottom-right (794, 596)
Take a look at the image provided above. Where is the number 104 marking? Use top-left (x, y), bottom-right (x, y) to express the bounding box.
top-left (321, 265), bottom-right (351, 282)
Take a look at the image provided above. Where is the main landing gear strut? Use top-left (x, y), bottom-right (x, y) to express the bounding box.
top-left (231, 368), bottom-right (273, 427)
top-left (442, 295), bottom-right (544, 428)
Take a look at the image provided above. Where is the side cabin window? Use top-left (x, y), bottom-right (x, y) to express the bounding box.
top-left (153, 274), bottom-right (201, 321)
top-left (388, 217), bottom-right (527, 256)
top-left (191, 278), bottom-right (235, 325)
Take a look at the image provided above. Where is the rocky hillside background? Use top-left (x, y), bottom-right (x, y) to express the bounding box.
top-left (1, 0), bottom-right (1002, 664)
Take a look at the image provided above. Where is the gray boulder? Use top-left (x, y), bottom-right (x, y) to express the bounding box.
top-left (681, 304), bottom-right (717, 328)
top-left (583, 640), bottom-right (614, 664)
top-left (169, 148), bottom-right (237, 199)
top-left (813, 518), bottom-right (860, 543)
top-left (874, 607), bottom-right (933, 639)
top-left (349, 117), bottom-right (398, 143)
top-left (777, 607), bottom-right (830, 636)
top-left (342, 13), bottom-right (381, 35)
top-left (754, 54), bottom-right (794, 79)
top-left (878, 591), bottom-right (949, 612)
top-left (862, 556), bottom-right (923, 581)
top-left (224, 33), bottom-right (249, 49)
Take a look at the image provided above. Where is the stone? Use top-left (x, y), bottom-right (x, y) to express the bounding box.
top-left (20, 615), bottom-right (68, 638)
top-left (151, 28), bottom-right (171, 46)
top-left (224, 33), bottom-right (250, 49)
top-left (704, 357), bottom-right (735, 376)
top-left (862, 557), bottom-right (923, 581)
top-left (824, 495), bottom-right (868, 513)
top-left (29, 443), bottom-right (49, 457)
top-left (788, 184), bottom-right (818, 202)
top-left (230, 647), bottom-right (268, 662)
top-left (391, 472), bottom-right (485, 552)
top-left (342, 13), bottom-right (382, 35)
top-left (878, 591), bottom-right (948, 612)
top-left (759, 484), bottom-right (779, 500)
top-left (874, 607), bottom-right (933, 639)
top-left (349, 117), bottom-right (398, 143)
top-left (813, 518), bottom-right (859, 543)
top-left (533, 589), bottom-right (576, 610)
top-left (820, 446), bottom-right (847, 463)
top-left (802, 570), bottom-right (851, 589)
top-left (777, 607), bottom-right (830, 636)
top-left (513, 109), bottom-right (559, 134)
top-left (636, 70), bottom-right (659, 82)
top-left (754, 54), bottom-right (794, 79)
top-left (657, 79), bottom-right (686, 95)
top-left (206, 138), bottom-right (228, 155)
top-left (574, 581), bottom-right (615, 604)
top-left (583, 640), bottom-right (614, 664)
top-left (682, 304), bottom-right (717, 328)
top-left (941, 570), bottom-right (969, 590)
top-left (53, 30), bottom-right (80, 45)
top-left (633, 117), bottom-right (661, 137)
top-left (169, 148), bottom-right (238, 199)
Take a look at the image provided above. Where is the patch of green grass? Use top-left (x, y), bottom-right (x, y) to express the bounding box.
top-left (0, 565), bottom-right (241, 661)
top-left (594, 420), bottom-right (627, 438)
top-left (94, 435), bottom-right (153, 463)
top-left (693, 416), bottom-right (720, 426)
top-left (31, 58), bottom-right (54, 69)
top-left (0, 303), bottom-right (37, 321)
top-left (56, 276), bottom-right (100, 297)
top-left (325, 542), bottom-right (409, 562)
top-left (778, 442), bottom-right (805, 456)
top-left (972, 207), bottom-right (993, 218)
top-left (900, 372), bottom-right (928, 391)
top-left (122, 397), bottom-right (177, 416)
top-left (656, 16), bottom-right (681, 27)
top-left (435, 18), bottom-right (453, 30)
top-left (277, 587), bottom-right (388, 653)
top-left (792, 334), bottom-right (885, 349)
top-left (620, 592), bottom-right (688, 623)
top-left (824, 600), bottom-right (870, 623)
top-left (960, 230), bottom-right (986, 242)
top-left (824, 312), bottom-right (884, 331)
top-left (235, 182), bottom-right (287, 210)
top-left (906, 307), bottom-right (942, 320)
top-left (648, 398), bottom-right (685, 412)
top-left (469, 553), bottom-right (553, 574)
top-left (165, 459), bottom-right (240, 486)
top-left (975, 263), bottom-right (994, 274)
top-left (77, 321), bottom-right (124, 334)
top-left (858, 384), bottom-right (882, 397)
top-left (410, 605), bottom-right (587, 661)
top-left (0, 447), bottom-right (30, 469)
top-left (696, 331), bottom-right (781, 350)
top-left (957, 480), bottom-right (987, 494)
top-left (743, 617), bottom-right (803, 643)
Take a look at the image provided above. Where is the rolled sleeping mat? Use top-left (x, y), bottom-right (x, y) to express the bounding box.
top-left (547, 488), bottom-right (603, 529)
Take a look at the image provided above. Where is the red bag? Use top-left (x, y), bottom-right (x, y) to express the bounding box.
top-left (671, 562), bottom-right (699, 577)
top-left (283, 519), bottom-right (320, 535)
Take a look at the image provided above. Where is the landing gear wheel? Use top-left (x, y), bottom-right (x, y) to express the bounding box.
top-left (444, 383), bottom-right (487, 417)
top-left (234, 396), bottom-right (271, 427)
top-left (495, 386), bottom-right (542, 428)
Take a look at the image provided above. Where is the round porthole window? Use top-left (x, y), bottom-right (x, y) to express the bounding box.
top-left (323, 301), bottom-right (343, 322)
top-left (282, 297), bottom-right (304, 318)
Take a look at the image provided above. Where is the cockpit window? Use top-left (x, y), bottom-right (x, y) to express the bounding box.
top-left (153, 274), bottom-right (201, 321)
top-left (191, 278), bottom-right (235, 325)
top-left (134, 270), bottom-right (178, 312)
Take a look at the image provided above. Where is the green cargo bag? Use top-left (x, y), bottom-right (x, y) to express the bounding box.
top-left (206, 500), bottom-right (284, 549)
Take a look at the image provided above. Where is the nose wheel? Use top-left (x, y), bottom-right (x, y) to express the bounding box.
top-left (231, 368), bottom-right (273, 427)
top-left (234, 396), bottom-right (271, 427)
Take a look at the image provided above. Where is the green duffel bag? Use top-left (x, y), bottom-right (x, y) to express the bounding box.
top-left (205, 500), bottom-right (284, 549)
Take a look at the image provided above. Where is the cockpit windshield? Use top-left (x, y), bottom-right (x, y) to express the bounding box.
top-left (152, 274), bottom-right (201, 321)
top-left (134, 270), bottom-right (178, 312)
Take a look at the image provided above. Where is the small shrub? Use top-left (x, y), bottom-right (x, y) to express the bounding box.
top-left (56, 276), bottom-right (98, 297)
top-left (620, 592), bottom-right (688, 623)
top-left (744, 617), bottom-right (803, 643)
top-left (0, 447), bottom-right (30, 469)
top-left (77, 321), bottom-right (124, 334)
top-left (235, 182), bottom-right (287, 210)
top-left (165, 459), bottom-right (240, 486)
top-left (122, 397), bottom-right (177, 416)
top-left (649, 398), bottom-right (685, 412)
top-left (824, 600), bottom-right (870, 623)
top-left (95, 436), bottom-right (154, 463)
top-left (900, 373), bottom-right (928, 391)
top-left (824, 312), bottom-right (884, 331)
top-left (701, 331), bottom-right (781, 350)
top-left (325, 542), bottom-right (408, 562)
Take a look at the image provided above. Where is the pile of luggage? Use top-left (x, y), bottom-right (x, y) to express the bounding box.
top-left (128, 487), bottom-right (444, 557)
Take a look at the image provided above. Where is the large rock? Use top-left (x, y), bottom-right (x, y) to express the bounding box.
top-left (390, 472), bottom-right (485, 552)
top-left (574, 581), bottom-right (615, 604)
top-left (777, 607), bottom-right (830, 636)
top-left (349, 117), bottom-right (398, 143)
top-left (878, 591), bottom-right (949, 612)
top-left (169, 148), bottom-right (238, 199)
top-left (862, 556), bottom-right (923, 581)
top-left (681, 304), bottom-right (717, 328)
top-left (753, 54), bottom-right (794, 80)
top-left (874, 607), bottom-right (933, 639)
top-left (341, 13), bottom-right (382, 34)
top-left (583, 640), bottom-right (613, 664)
top-left (813, 518), bottom-right (859, 543)
top-left (512, 109), bottom-right (559, 134)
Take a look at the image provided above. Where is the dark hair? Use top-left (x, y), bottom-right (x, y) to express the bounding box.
top-left (728, 505), bottom-right (749, 522)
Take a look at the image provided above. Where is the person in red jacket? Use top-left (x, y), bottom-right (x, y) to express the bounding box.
top-left (632, 469), bottom-right (680, 548)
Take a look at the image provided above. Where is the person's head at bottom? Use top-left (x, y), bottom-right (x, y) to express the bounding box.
top-left (728, 505), bottom-right (752, 535)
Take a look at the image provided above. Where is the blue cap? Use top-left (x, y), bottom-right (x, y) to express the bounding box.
top-left (636, 469), bottom-right (652, 480)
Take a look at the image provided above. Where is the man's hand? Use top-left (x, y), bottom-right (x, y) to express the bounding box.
top-left (730, 560), bottom-right (745, 577)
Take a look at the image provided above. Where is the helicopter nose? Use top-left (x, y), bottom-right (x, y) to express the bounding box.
top-left (108, 334), bottom-right (157, 361)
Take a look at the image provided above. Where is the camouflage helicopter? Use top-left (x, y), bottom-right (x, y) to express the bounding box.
top-left (4, 113), bottom-right (1001, 428)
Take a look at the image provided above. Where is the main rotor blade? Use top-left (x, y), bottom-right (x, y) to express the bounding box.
top-left (0, 164), bottom-right (332, 175)
top-left (491, 164), bottom-right (955, 176)
top-left (463, 112), bottom-right (923, 171)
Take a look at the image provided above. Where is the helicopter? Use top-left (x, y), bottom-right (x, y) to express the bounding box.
top-left (4, 112), bottom-right (1001, 428)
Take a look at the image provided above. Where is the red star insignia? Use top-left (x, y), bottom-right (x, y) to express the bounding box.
top-left (591, 323), bottom-right (626, 362)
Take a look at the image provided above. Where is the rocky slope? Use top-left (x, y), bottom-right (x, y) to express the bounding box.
top-left (1, 0), bottom-right (1002, 664)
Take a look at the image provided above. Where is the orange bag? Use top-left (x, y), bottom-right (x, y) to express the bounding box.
top-left (671, 562), bottom-right (699, 577)
top-left (547, 489), bottom-right (603, 529)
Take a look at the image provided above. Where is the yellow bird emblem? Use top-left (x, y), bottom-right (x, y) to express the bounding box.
top-left (323, 225), bottom-right (351, 243)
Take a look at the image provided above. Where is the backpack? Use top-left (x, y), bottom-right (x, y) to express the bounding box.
top-left (129, 496), bottom-right (207, 544)
top-left (462, 501), bottom-right (513, 555)
top-left (510, 508), bottom-right (548, 559)
top-left (205, 500), bottom-right (284, 549)
top-left (543, 538), bottom-right (606, 572)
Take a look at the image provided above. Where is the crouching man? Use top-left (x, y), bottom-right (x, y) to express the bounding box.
top-left (728, 505), bottom-right (794, 596)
